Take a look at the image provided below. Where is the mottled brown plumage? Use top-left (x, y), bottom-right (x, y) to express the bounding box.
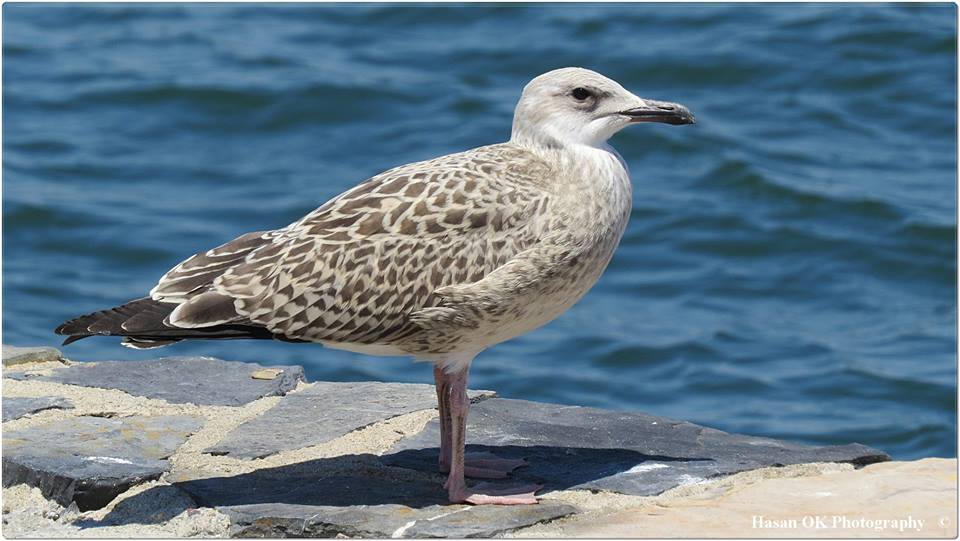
top-left (55, 67), bottom-right (694, 505)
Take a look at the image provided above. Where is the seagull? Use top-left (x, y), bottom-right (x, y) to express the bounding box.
top-left (56, 67), bottom-right (694, 505)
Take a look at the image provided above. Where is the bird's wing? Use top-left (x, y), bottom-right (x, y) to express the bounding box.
top-left (151, 143), bottom-right (555, 345)
top-left (149, 230), bottom-right (273, 303)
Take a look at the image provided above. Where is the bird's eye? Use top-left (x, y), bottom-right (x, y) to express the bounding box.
top-left (571, 87), bottom-right (592, 101)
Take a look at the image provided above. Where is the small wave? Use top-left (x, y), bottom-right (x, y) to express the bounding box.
top-left (2, 42), bottom-right (34, 57)
top-left (829, 27), bottom-right (929, 48)
top-left (823, 70), bottom-right (900, 93)
top-left (687, 369), bottom-right (775, 393)
top-left (637, 212), bottom-right (758, 240)
top-left (24, 81), bottom-right (426, 133)
top-left (217, 52), bottom-right (301, 69)
top-left (351, 4), bottom-right (508, 26)
top-left (806, 367), bottom-right (956, 413)
top-left (675, 226), bottom-right (844, 259)
top-left (4, 203), bottom-right (108, 230)
top-left (919, 35), bottom-right (957, 54)
top-left (254, 84), bottom-right (423, 130)
top-left (593, 341), bottom-right (718, 368)
top-left (11, 160), bottom-right (132, 183)
top-left (623, 54), bottom-right (782, 89)
top-left (573, 19), bottom-right (606, 37)
top-left (8, 139), bottom-right (75, 155)
top-left (74, 84), bottom-right (274, 110)
top-left (36, 239), bottom-right (172, 267)
top-left (898, 221), bottom-right (957, 247)
top-left (701, 159), bottom-right (904, 221)
top-left (59, 4), bottom-right (191, 24)
top-left (449, 97), bottom-right (492, 116)
top-left (675, 221), bottom-right (954, 290)
top-left (786, 422), bottom-right (954, 459)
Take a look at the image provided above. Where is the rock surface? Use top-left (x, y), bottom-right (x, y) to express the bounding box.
top-left (515, 458), bottom-right (958, 538)
top-left (206, 382), bottom-right (494, 459)
top-left (2, 396), bottom-right (74, 422)
top-left (1, 483), bottom-right (231, 538)
top-left (385, 398), bottom-right (890, 497)
top-left (0, 346), bottom-right (919, 539)
top-left (170, 458), bottom-right (576, 537)
top-left (2, 345), bottom-right (64, 366)
top-left (223, 501), bottom-right (578, 538)
top-left (3, 415), bottom-right (202, 510)
top-left (4, 357), bottom-right (304, 406)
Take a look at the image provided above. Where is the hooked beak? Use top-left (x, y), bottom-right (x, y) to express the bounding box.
top-left (621, 99), bottom-right (695, 126)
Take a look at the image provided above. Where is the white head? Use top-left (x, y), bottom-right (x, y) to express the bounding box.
top-left (510, 67), bottom-right (694, 150)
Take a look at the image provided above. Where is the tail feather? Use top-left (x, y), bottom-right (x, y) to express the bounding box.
top-left (121, 337), bottom-right (181, 349)
top-left (61, 334), bottom-right (94, 346)
top-left (55, 297), bottom-right (285, 347)
top-left (56, 297), bottom-right (167, 337)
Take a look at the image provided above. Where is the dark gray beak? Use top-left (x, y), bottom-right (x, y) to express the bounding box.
top-left (621, 99), bottom-right (695, 125)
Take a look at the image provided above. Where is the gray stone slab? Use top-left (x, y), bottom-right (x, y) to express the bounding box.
top-left (222, 501), bottom-right (578, 538)
top-left (5, 357), bottom-right (305, 406)
top-left (3, 396), bottom-right (74, 422)
top-left (2, 345), bottom-right (64, 366)
top-left (206, 382), bottom-right (495, 459)
top-left (3, 415), bottom-right (202, 510)
top-left (81, 484), bottom-right (198, 527)
top-left (170, 457), bottom-right (575, 537)
top-left (384, 398), bottom-right (890, 497)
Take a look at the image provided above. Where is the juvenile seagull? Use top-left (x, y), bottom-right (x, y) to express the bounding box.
top-left (56, 67), bottom-right (694, 505)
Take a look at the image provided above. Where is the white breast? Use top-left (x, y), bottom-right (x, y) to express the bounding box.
top-left (463, 144), bottom-right (633, 350)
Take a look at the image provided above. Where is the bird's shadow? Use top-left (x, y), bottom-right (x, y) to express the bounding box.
top-left (93, 446), bottom-right (713, 526)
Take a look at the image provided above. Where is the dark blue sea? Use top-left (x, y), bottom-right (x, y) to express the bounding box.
top-left (4, 3), bottom-right (956, 460)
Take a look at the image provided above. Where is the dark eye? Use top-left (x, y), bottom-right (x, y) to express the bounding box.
top-left (571, 87), bottom-right (591, 101)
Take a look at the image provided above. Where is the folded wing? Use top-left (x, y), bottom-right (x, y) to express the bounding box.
top-left (56, 143), bottom-right (555, 350)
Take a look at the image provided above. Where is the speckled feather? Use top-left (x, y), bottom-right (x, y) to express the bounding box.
top-left (150, 143), bottom-right (560, 353)
top-left (55, 67), bottom-right (671, 367)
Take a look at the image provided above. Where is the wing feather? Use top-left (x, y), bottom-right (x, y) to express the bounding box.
top-left (150, 231), bottom-right (271, 302)
top-left (147, 143), bottom-right (554, 346)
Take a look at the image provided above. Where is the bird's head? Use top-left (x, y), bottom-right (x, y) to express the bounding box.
top-left (510, 67), bottom-right (695, 149)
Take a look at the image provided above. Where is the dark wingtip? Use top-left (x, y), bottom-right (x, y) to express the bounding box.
top-left (61, 335), bottom-right (90, 346)
top-left (55, 317), bottom-right (87, 336)
top-left (55, 315), bottom-right (94, 345)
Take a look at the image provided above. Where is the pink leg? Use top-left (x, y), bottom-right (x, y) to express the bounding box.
top-left (433, 365), bottom-right (453, 473)
top-left (434, 366), bottom-right (527, 479)
top-left (437, 365), bottom-right (541, 505)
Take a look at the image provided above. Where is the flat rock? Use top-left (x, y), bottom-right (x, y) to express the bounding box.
top-left (529, 459), bottom-right (957, 538)
top-left (3, 396), bottom-right (74, 422)
top-left (224, 501), bottom-right (578, 538)
top-left (2, 345), bottom-right (64, 366)
top-left (5, 357), bottom-right (305, 406)
top-left (84, 484), bottom-right (199, 527)
top-left (170, 457), bottom-right (576, 537)
top-left (3, 415), bottom-right (202, 510)
top-left (206, 382), bottom-right (494, 459)
top-left (384, 398), bottom-right (890, 497)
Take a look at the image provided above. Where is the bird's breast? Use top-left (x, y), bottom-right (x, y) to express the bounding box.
top-left (551, 144), bottom-right (633, 242)
top-left (465, 148), bottom-right (632, 348)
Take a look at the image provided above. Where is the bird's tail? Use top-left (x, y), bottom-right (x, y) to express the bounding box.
top-left (55, 297), bottom-right (182, 348)
top-left (54, 297), bottom-right (279, 349)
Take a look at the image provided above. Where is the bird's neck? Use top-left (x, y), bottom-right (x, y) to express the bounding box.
top-left (510, 120), bottom-right (610, 152)
top-left (513, 136), bottom-right (630, 190)
top-left (512, 137), bottom-right (633, 238)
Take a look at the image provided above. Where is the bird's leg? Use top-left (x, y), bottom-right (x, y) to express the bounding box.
top-left (441, 365), bottom-right (541, 506)
top-left (433, 365), bottom-right (453, 474)
top-left (433, 365), bottom-right (527, 479)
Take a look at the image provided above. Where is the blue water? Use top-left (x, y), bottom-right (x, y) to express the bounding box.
top-left (4, 3), bottom-right (956, 460)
